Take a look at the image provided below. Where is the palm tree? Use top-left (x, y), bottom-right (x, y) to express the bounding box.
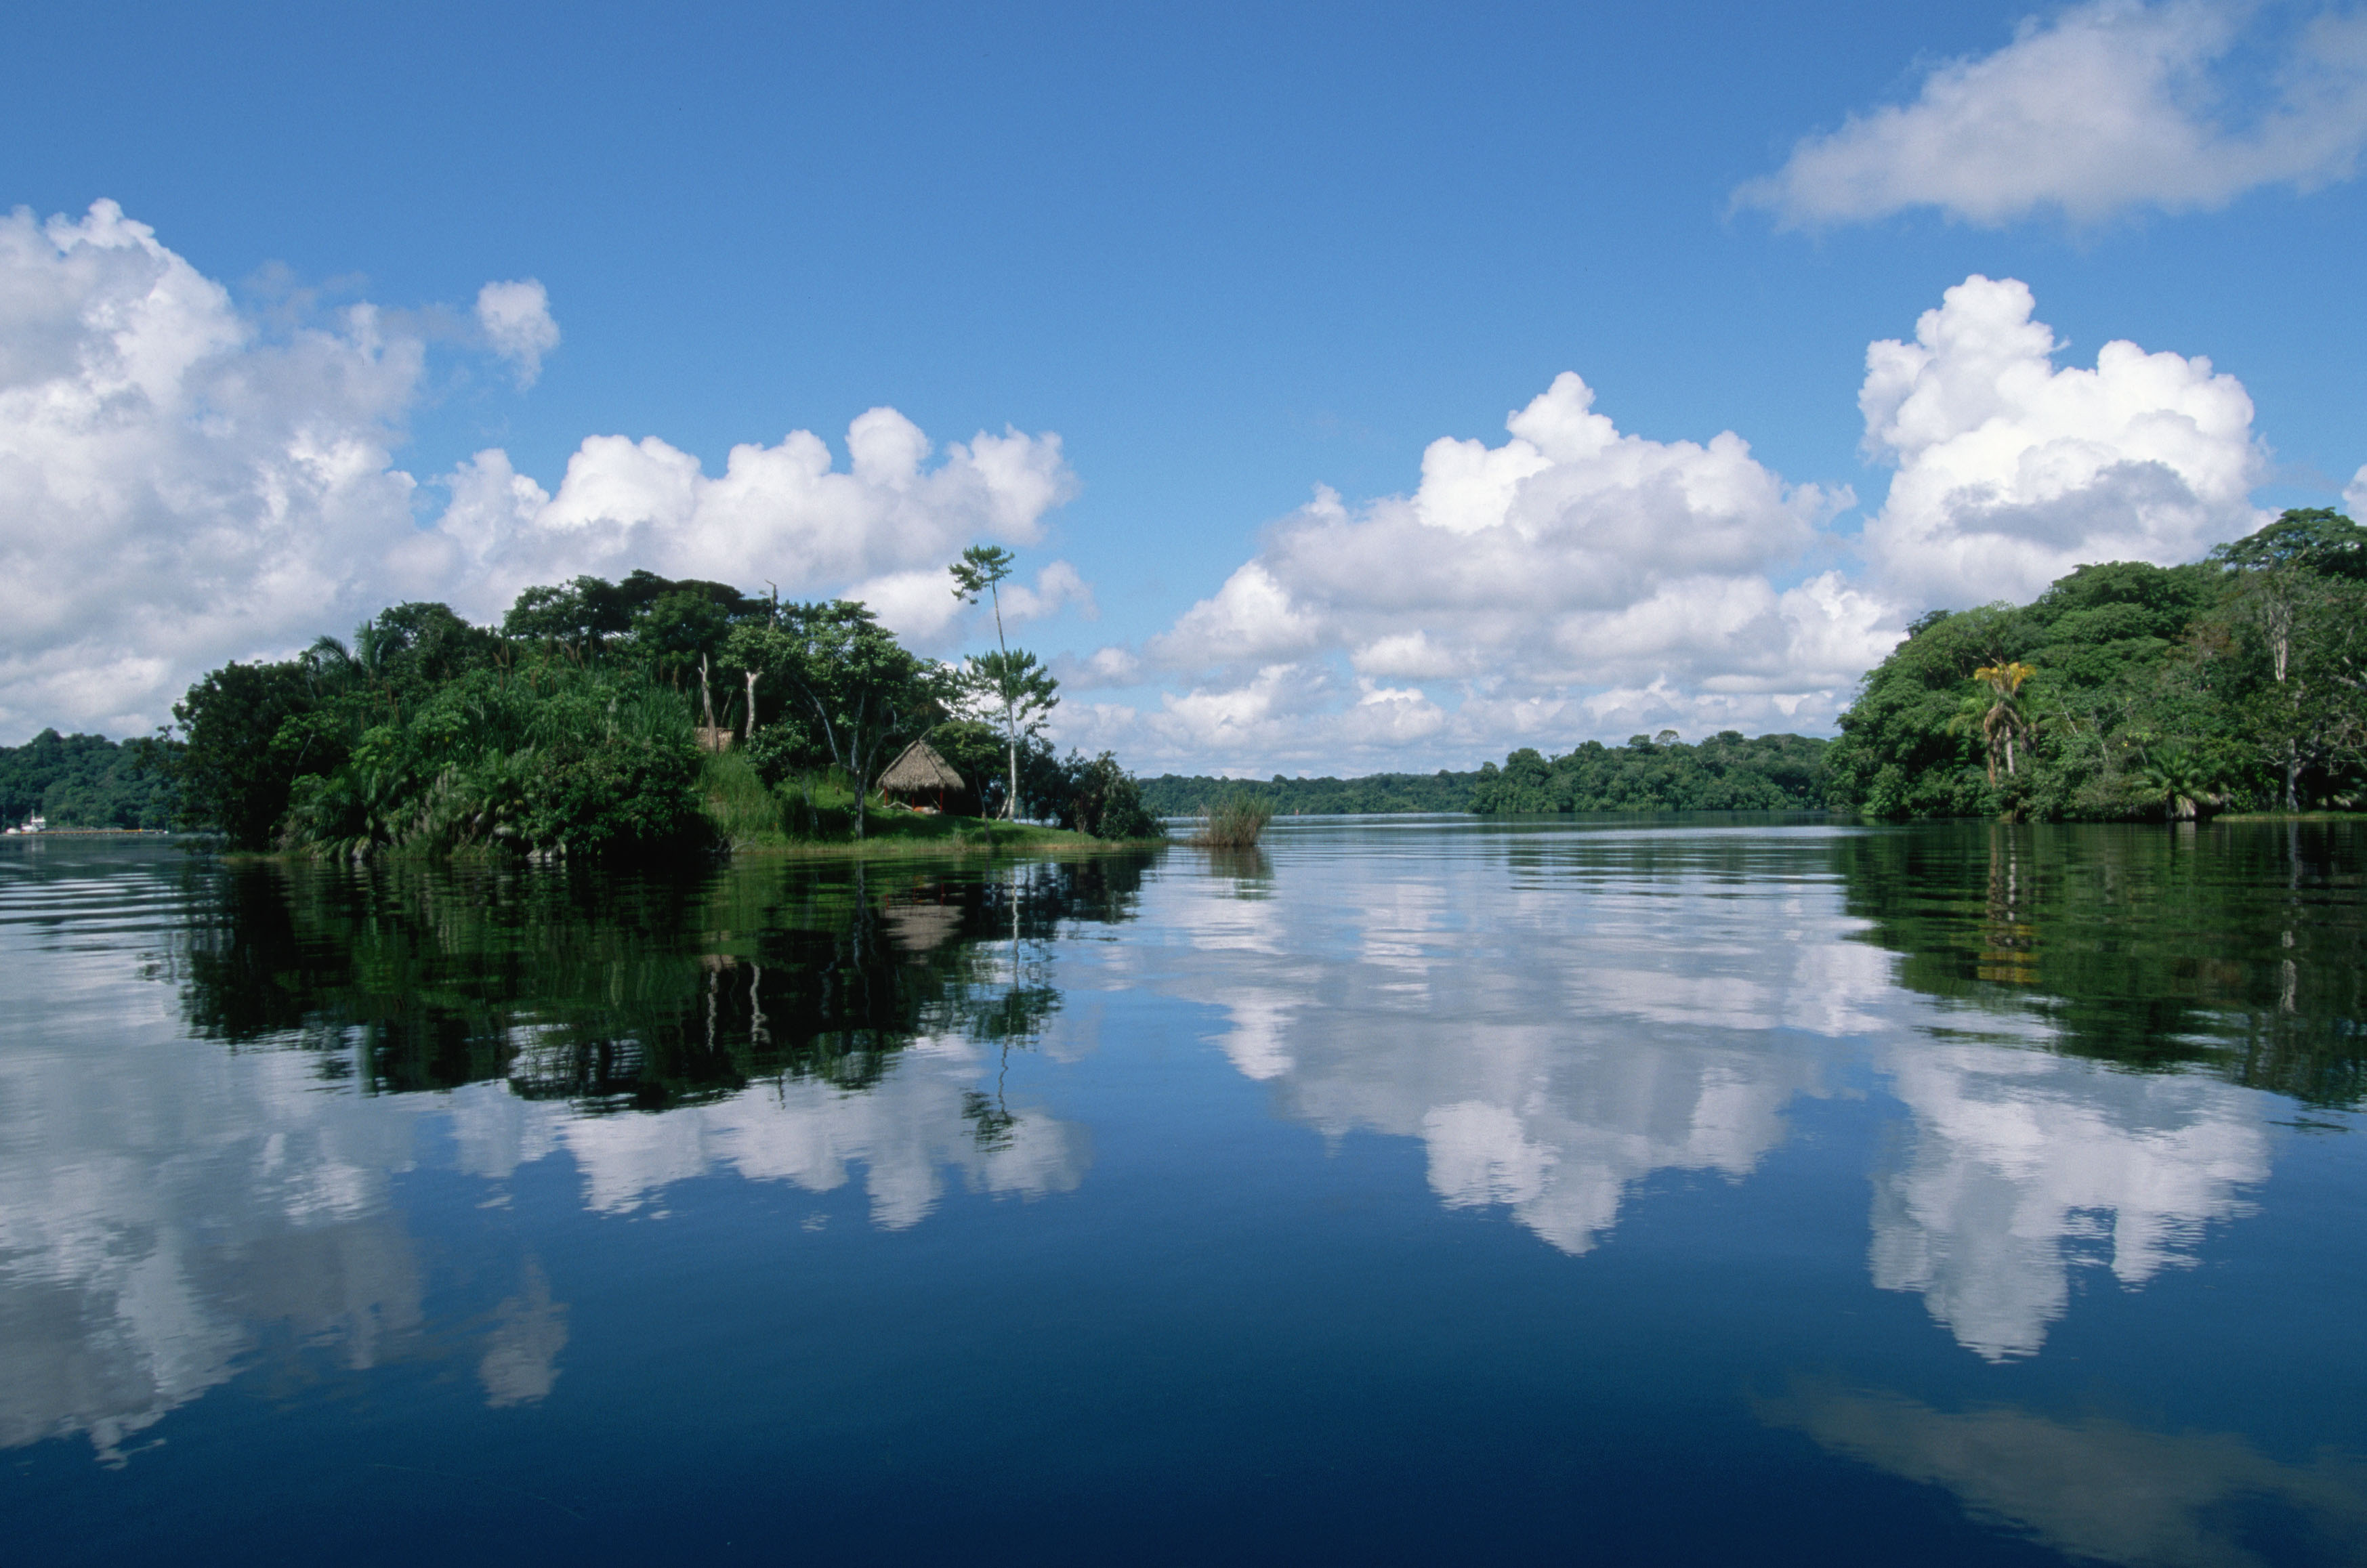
top-left (2137, 748), bottom-right (2219, 821)
top-left (1950, 661), bottom-right (2038, 785)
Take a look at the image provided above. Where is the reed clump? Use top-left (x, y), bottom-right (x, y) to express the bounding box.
top-left (1189, 793), bottom-right (1274, 848)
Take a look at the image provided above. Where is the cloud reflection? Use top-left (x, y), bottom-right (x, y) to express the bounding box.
top-left (478, 1258), bottom-right (568, 1408)
top-left (0, 1027), bottom-right (426, 1461)
top-left (519, 1038), bottom-right (1089, 1228)
top-left (1146, 834), bottom-right (1870, 1256)
top-left (1152, 826), bottom-right (2280, 1353)
top-left (1869, 1038), bottom-right (2267, 1361)
top-left (1766, 1383), bottom-right (2367, 1567)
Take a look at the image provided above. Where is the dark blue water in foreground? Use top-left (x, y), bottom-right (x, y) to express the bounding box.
top-left (3, 818), bottom-right (2364, 1565)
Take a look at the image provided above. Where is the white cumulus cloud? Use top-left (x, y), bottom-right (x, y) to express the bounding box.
top-left (1859, 274), bottom-right (2266, 608)
top-left (0, 202), bottom-right (1081, 740)
top-left (1080, 372), bottom-right (1887, 771)
top-left (474, 278), bottom-right (560, 387)
top-left (0, 200), bottom-right (423, 740)
top-left (428, 412), bottom-right (1078, 638)
top-left (1738, 0), bottom-right (2367, 226)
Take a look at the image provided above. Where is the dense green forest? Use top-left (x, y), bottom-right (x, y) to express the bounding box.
top-left (1140, 770), bottom-right (1480, 816)
top-left (1141, 736), bottom-right (1830, 818)
top-left (0, 729), bottom-right (176, 828)
top-left (159, 566), bottom-right (1156, 855)
top-left (1470, 729), bottom-right (1832, 813)
top-left (1829, 508), bottom-right (2367, 820)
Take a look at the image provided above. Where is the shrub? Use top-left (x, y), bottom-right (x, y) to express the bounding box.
top-left (1189, 793), bottom-right (1273, 847)
top-left (1053, 751), bottom-right (1162, 840)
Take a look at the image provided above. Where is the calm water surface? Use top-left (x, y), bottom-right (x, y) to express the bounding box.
top-left (3, 818), bottom-right (2364, 1565)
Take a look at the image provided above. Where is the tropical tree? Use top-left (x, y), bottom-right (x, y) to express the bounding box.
top-left (169, 660), bottom-right (327, 848)
top-left (728, 601), bottom-right (949, 839)
top-left (2208, 511), bottom-right (2367, 809)
top-left (2136, 748), bottom-right (2219, 820)
top-left (1954, 661), bottom-right (2038, 785)
top-left (962, 648), bottom-right (1059, 809)
top-left (948, 545), bottom-right (1054, 820)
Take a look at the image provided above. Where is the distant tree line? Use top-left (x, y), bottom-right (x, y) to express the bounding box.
top-left (1830, 508), bottom-right (2367, 820)
top-left (1471, 730), bottom-right (1832, 813)
top-left (160, 561), bottom-right (1156, 855)
top-left (1139, 734), bottom-right (1832, 819)
top-left (1139, 771), bottom-right (1481, 817)
top-left (0, 729), bottom-right (177, 829)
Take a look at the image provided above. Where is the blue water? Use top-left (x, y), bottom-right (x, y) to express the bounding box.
top-left (3, 820), bottom-right (2363, 1564)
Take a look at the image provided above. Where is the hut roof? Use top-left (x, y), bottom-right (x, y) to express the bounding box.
top-left (878, 739), bottom-right (966, 794)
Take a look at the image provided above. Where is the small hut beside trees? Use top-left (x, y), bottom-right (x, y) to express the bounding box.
top-left (878, 739), bottom-right (967, 813)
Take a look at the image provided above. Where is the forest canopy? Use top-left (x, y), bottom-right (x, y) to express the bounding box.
top-left (0, 729), bottom-right (176, 829)
top-left (1828, 509), bottom-right (2367, 820)
top-left (1470, 731), bottom-right (1831, 813)
top-left (157, 569), bottom-right (1157, 855)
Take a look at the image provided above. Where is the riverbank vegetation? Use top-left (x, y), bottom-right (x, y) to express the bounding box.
top-left (1187, 794), bottom-right (1276, 847)
top-left (1140, 770), bottom-right (1480, 816)
top-left (1829, 509), bottom-right (2367, 820)
top-left (161, 563), bottom-right (1160, 857)
top-left (1471, 730), bottom-right (1832, 813)
top-left (0, 729), bottom-right (177, 829)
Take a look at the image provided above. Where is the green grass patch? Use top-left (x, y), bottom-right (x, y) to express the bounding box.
top-left (699, 753), bottom-right (1153, 857)
top-left (734, 812), bottom-right (1130, 860)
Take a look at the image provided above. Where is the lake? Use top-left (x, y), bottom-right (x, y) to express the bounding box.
top-left (3, 818), bottom-right (2364, 1565)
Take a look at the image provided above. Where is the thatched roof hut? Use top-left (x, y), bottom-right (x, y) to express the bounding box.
top-left (879, 739), bottom-right (967, 811)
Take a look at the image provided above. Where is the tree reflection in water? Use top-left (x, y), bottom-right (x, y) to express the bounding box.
top-left (1837, 820), bottom-right (2367, 1105)
top-left (4, 847), bottom-right (1152, 1462)
top-left (175, 850), bottom-right (1152, 1109)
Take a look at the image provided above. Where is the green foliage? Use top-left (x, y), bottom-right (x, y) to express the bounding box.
top-left (502, 569), bottom-right (768, 666)
top-left (1830, 519), bottom-right (2367, 820)
top-left (948, 544), bottom-right (1017, 605)
top-left (1190, 793), bottom-right (1274, 847)
top-left (171, 659), bottom-right (332, 848)
top-left (2209, 507), bottom-right (2367, 579)
top-left (697, 747), bottom-right (787, 845)
top-left (948, 544), bottom-right (1056, 821)
top-left (1048, 751), bottom-right (1161, 839)
top-left (0, 729), bottom-right (177, 828)
top-left (1470, 730), bottom-right (1831, 813)
top-left (275, 664), bottom-right (707, 857)
top-left (1138, 770), bottom-right (1479, 815)
top-left (728, 601), bottom-right (951, 838)
top-left (153, 568), bottom-right (1165, 857)
top-left (964, 648), bottom-right (1059, 736)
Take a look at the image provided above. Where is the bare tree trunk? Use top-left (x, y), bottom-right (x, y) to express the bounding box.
top-left (744, 669), bottom-right (759, 742)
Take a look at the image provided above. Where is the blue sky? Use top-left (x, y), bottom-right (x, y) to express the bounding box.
top-left (3, 0), bottom-right (2363, 770)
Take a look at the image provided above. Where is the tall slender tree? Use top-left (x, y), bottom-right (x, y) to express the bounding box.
top-left (948, 545), bottom-right (1049, 820)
